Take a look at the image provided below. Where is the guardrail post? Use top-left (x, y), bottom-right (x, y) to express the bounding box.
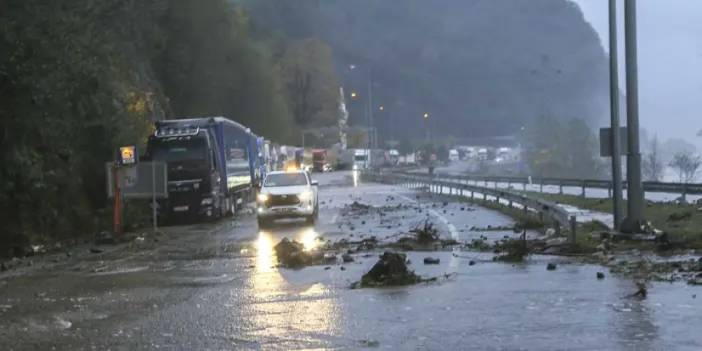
top-left (559, 182), bottom-right (564, 195)
top-left (508, 200), bottom-right (513, 208)
top-left (522, 182), bottom-right (527, 191)
top-left (608, 185), bottom-right (612, 198)
top-left (484, 180), bottom-right (488, 187)
top-left (483, 192), bottom-right (487, 201)
top-left (581, 182), bottom-right (586, 198)
top-left (471, 191), bottom-right (475, 202)
top-left (539, 181), bottom-right (544, 193)
top-left (681, 184), bottom-right (687, 203)
top-left (569, 216), bottom-right (577, 244)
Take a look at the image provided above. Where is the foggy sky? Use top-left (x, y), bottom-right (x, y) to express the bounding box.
top-left (571, 0), bottom-right (702, 151)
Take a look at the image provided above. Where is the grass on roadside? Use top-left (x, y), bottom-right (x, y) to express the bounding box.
top-left (518, 190), bottom-right (702, 249)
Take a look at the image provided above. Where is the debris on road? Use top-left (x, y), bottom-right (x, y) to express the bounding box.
top-left (546, 263), bottom-right (557, 270)
top-left (353, 251), bottom-right (422, 288)
top-left (89, 247), bottom-right (104, 254)
top-left (629, 282), bottom-right (647, 298)
top-left (411, 220), bottom-right (439, 245)
top-left (342, 253), bottom-right (354, 263)
top-left (273, 238), bottom-right (326, 268)
top-left (494, 239), bottom-right (529, 262)
top-left (597, 272), bottom-right (605, 279)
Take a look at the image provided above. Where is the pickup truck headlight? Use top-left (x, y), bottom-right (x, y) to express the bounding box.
top-left (298, 191), bottom-right (313, 201)
top-left (257, 193), bottom-right (269, 202)
top-left (201, 197), bottom-right (213, 205)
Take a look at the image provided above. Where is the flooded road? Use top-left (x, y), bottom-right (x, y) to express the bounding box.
top-left (1, 171), bottom-right (701, 350)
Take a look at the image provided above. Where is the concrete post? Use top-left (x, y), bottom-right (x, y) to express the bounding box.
top-left (608, 0), bottom-right (624, 231)
top-left (621, 0), bottom-right (645, 233)
top-left (569, 216), bottom-right (577, 244)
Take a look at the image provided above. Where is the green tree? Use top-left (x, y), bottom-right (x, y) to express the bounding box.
top-left (279, 38), bottom-right (340, 128)
top-left (523, 116), bottom-right (602, 178)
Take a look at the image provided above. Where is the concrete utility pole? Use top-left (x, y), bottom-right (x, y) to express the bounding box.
top-left (608, 0), bottom-right (624, 230)
top-left (622, 0), bottom-right (645, 232)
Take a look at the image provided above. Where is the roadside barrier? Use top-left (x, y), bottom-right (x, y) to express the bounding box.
top-left (364, 171), bottom-right (580, 243)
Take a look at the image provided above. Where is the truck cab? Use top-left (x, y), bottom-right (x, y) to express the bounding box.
top-left (146, 126), bottom-right (222, 220)
top-left (146, 117), bottom-right (260, 222)
top-left (353, 149), bottom-right (370, 170)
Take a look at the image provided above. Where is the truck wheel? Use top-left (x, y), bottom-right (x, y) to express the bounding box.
top-left (305, 214), bottom-right (316, 225)
top-left (257, 217), bottom-right (269, 229)
top-left (227, 197), bottom-right (236, 216)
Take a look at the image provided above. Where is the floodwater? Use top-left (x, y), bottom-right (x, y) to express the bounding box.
top-left (1, 172), bottom-right (700, 350)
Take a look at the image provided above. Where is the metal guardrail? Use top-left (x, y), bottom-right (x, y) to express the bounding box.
top-left (365, 171), bottom-right (579, 242)
top-left (402, 171), bottom-right (702, 199)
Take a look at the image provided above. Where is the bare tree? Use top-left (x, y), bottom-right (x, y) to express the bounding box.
top-left (642, 134), bottom-right (664, 181)
top-left (668, 151), bottom-right (702, 183)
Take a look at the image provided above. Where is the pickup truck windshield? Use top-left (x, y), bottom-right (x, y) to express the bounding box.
top-left (264, 173), bottom-right (308, 187)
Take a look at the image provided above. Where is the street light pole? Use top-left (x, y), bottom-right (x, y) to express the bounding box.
top-left (622, 0), bottom-right (645, 232)
top-left (367, 66), bottom-right (374, 150)
top-left (608, 0), bottom-right (624, 230)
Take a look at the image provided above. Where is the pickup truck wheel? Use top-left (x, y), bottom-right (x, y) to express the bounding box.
top-left (305, 214), bottom-right (316, 225)
top-left (257, 217), bottom-right (269, 229)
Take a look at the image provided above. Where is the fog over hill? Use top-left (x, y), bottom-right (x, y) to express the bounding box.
top-left (248, 0), bottom-right (610, 139)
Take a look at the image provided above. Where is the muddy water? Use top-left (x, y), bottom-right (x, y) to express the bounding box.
top-left (0, 172), bottom-right (700, 350)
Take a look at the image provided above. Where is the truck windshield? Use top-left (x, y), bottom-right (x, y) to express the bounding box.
top-left (264, 173), bottom-right (308, 187)
top-left (354, 155), bottom-right (367, 161)
top-left (150, 136), bottom-right (208, 163)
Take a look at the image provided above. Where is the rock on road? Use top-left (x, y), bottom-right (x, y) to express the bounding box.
top-left (0, 171), bottom-right (701, 350)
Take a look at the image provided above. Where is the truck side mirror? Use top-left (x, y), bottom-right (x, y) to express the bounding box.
top-left (311, 180), bottom-right (319, 186)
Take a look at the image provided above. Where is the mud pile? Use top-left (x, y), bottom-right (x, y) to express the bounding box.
top-left (356, 251), bottom-right (422, 287)
top-left (274, 238), bottom-right (328, 268)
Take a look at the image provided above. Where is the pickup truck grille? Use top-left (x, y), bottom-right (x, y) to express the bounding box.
top-left (268, 194), bottom-right (300, 207)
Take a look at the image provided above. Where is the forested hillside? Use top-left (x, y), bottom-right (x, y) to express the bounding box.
top-left (0, 0), bottom-right (338, 252)
top-left (246, 0), bottom-right (609, 139)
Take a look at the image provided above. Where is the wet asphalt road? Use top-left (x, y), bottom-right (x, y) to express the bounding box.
top-left (1, 171), bottom-right (701, 350)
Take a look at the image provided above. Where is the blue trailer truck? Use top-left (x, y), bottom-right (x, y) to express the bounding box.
top-left (145, 117), bottom-right (264, 221)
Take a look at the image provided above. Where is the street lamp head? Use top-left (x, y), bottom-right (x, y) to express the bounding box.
top-left (350, 91), bottom-right (358, 99)
top-left (349, 64), bottom-right (356, 70)
top-left (379, 106), bottom-right (385, 111)
top-left (423, 113), bottom-right (430, 119)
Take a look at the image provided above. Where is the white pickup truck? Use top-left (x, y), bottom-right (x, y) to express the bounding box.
top-left (256, 170), bottom-right (319, 228)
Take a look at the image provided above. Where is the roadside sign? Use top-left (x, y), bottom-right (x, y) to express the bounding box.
top-left (122, 167), bottom-right (138, 187)
top-left (106, 162), bottom-right (168, 199)
top-left (118, 145), bottom-right (138, 165)
top-left (599, 127), bottom-right (628, 157)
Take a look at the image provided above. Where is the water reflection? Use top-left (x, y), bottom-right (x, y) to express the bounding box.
top-left (248, 230), bottom-right (341, 345)
top-left (352, 169), bottom-right (359, 187)
top-left (298, 228), bottom-right (320, 251)
top-left (256, 231), bottom-right (275, 273)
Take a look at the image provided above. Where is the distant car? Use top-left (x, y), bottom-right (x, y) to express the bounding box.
top-left (256, 170), bottom-right (319, 227)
